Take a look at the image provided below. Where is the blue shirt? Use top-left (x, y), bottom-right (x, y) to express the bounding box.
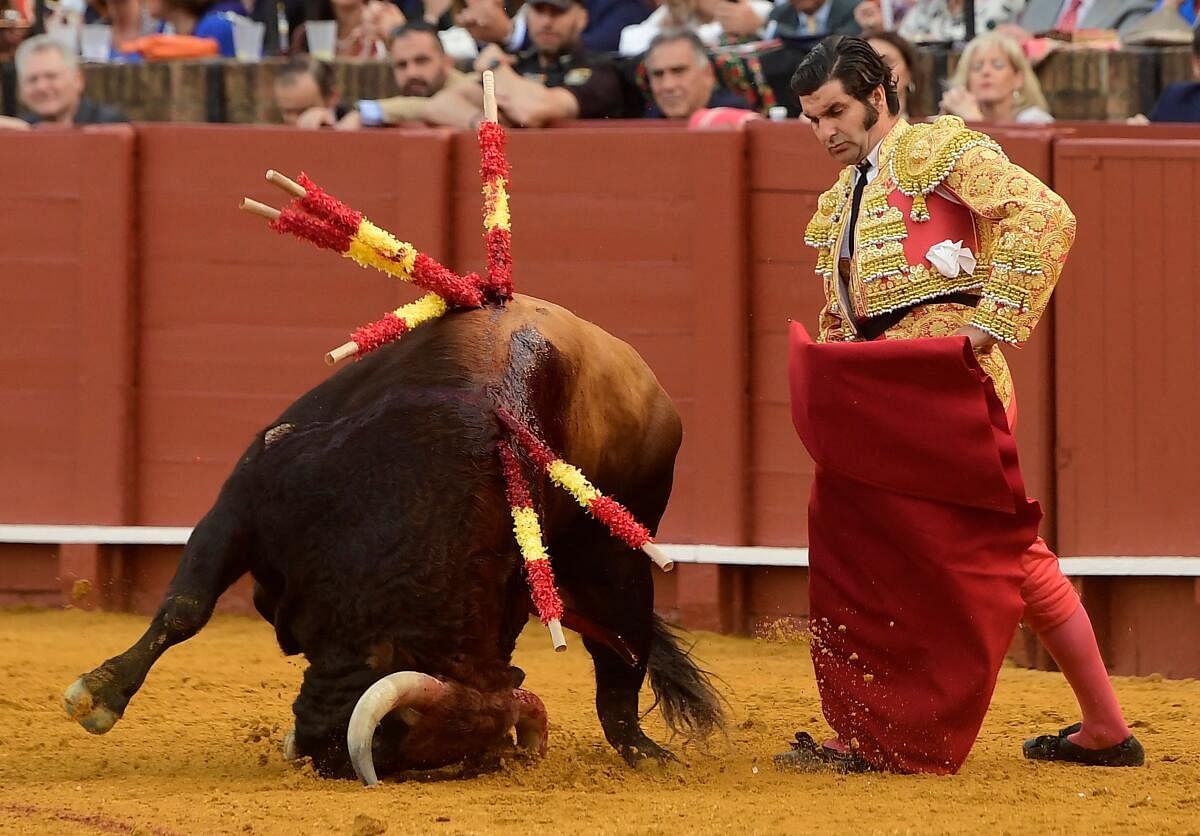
top-left (194, 0), bottom-right (249, 57)
top-left (1152, 0), bottom-right (1196, 25)
top-left (1149, 81), bottom-right (1200, 122)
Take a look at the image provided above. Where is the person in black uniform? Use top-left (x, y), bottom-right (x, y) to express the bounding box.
top-left (420, 0), bottom-right (626, 128)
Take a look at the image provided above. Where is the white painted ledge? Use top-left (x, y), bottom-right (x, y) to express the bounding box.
top-left (1, 526), bottom-right (1198, 577)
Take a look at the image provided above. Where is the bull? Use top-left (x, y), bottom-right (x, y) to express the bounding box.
top-left (63, 294), bottom-right (725, 784)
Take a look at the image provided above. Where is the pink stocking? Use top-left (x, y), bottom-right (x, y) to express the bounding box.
top-left (1035, 604), bottom-right (1131, 749)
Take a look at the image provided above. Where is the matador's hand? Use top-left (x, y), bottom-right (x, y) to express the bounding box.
top-left (954, 325), bottom-right (996, 352)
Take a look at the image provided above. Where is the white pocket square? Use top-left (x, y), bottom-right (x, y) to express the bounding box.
top-left (926, 239), bottom-right (977, 278)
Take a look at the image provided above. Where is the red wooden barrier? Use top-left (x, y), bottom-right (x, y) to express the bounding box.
top-left (0, 124), bottom-right (1197, 676)
top-left (1052, 138), bottom-right (1200, 675)
top-left (0, 126), bottom-right (136, 607)
top-left (135, 125), bottom-right (452, 525)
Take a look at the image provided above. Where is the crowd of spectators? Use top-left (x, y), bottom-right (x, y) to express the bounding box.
top-left (1, 0), bottom-right (1199, 131)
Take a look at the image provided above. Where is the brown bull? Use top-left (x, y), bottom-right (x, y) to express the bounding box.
top-left (64, 294), bottom-right (725, 784)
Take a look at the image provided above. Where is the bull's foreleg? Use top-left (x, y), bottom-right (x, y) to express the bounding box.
top-left (64, 498), bottom-right (253, 734)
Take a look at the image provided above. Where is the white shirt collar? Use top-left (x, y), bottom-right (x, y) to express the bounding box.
top-left (858, 139), bottom-right (884, 184)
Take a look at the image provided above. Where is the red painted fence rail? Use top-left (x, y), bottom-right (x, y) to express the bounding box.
top-left (1, 121), bottom-right (1197, 677)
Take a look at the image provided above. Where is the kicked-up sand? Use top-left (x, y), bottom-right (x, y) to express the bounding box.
top-left (1, 608), bottom-right (1197, 835)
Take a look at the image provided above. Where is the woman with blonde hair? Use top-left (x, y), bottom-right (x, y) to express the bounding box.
top-left (940, 31), bottom-right (1054, 124)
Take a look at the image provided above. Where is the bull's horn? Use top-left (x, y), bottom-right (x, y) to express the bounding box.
top-left (346, 671), bottom-right (448, 787)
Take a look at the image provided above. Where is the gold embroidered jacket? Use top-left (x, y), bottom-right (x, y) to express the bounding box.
top-left (804, 116), bottom-right (1076, 349)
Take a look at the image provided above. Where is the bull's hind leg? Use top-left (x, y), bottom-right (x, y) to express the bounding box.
top-left (556, 534), bottom-right (667, 766)
top-left (64, 496), bottom-right (253, 734)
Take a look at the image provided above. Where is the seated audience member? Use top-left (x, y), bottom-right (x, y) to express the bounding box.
top-left (291, 0), bottom-right (386, 58)
top-left (1129, 23), bottom-right (1200, 121)
top-left (643, 28), bottom-right (753, 117)
top-left (898, 0), bottom-right (1026, 43)
top-left (618, 0), bottom-right (773, 57)
top-left (457, 0), bottom-right (652, 53)
top-left (149, 0), bottom-right (249, 57)
top-left (764, 0), bottom-right (865, 39)
top-left (423, 0), bottom-right (626, 128)
top-left (272, 54), bottom-right (352, 126)
top-left (0, 7), bottom-right (31, 64)
top-left (940, 31), bottom-right (1054, 123)
top-left (0, 34), bottom-right (128, 130)
top-left (85, 0), bottom-right (157, 60)
top-left (339, 20), bottom-right (472, 128)
top-left (1002, 0), bottom-right (1155, 44)
top-left (1151, 0), bottom-right (1196, 26)
top-left (864, 28), bottom-right (921, 118)
top-left (393, 0), bottom-right (456, 28)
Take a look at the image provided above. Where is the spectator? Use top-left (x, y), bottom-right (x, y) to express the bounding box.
top-left (1150, 0), bottom-right (1196, 26)
top-left (0, 34), bottom-right (129, 130)
top-left (940, 31), bottom-right (1054, 123)
top-left (291, 0), bottom-right (386, 58)
top-left (644, 28), bottom-right (753, 118)
top-left (85, 0), bottom-right (157, 60)
top-left (898, 0), bottom-right (1026, 43)
top-left (763, 0), bottom-right (865, 40)
top-left (457, 0), bottom-right (652, 53)
top-left (423, 0), bottom-right (627, 128)
top-left (864, 28), bottom-right (921, 118)
top-left (1004, 0), bottom-right (1155, 42)
top-left (1130, 22), bottom-right (1200, 121)
top-left (0, 3), bottom-right (32, 63)
top-left (149, 0), bottom-right (249, 57)
top-left (338, 20), bottom-right (473, 128)
top-left (618, 0), bottom-right (774, 57)
top-left (393, 0), bottom-right (457, 28)
top-left (272, 54), bottom-right (352, 126)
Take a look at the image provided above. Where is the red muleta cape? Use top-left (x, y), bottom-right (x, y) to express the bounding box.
top-left (787, 322), bottom-right (1042, 774)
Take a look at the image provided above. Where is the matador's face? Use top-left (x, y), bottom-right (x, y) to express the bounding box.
top-left (799, 79), bottom-right (886, 167)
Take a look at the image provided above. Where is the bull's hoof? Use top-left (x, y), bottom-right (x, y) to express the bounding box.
top-left (63, 677), bottom-right (120, 735)
top-left (619, 736), bottom-right (676, 769)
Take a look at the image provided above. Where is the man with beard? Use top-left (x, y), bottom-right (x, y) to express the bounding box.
top-left (774, 34), bottom-right (1145, 774)
top-left (338, 21), bottom-right (473, 130)
top-left (419, 0), bottom-right (625, 130)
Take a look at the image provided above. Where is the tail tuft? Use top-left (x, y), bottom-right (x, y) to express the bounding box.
top-left (644, 615), bottom-right (727, 743)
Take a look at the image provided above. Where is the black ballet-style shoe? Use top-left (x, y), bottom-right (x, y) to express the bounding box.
top-left (1023, 722), bottom-right (1145, 767)
top-left (773, 731), bottom-right (873, 774)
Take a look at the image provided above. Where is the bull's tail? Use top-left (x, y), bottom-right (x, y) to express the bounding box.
top-left (644, 615), bottom-right (727, 743)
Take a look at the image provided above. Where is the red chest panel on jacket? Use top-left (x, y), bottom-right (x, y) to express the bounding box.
top-left (885, 189), bottom-right (978, 268)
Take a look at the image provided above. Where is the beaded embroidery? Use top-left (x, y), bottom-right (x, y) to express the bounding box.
top-left (889, 116), bottom-right (1004, 223)
top-left (804, 117), bottom-right (1075, 348)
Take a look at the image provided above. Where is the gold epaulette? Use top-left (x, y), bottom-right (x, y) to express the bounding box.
top-left (888, 116), bottom-right (1004, 222)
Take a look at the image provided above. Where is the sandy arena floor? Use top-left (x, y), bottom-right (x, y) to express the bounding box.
top-left (0, 608), bottom-right (1197, 836)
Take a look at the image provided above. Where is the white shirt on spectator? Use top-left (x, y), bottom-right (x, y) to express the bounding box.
top-left (618, 0), bottom-right (775, 56)
top-left (898, 0), bottom-right (1027, 42)
top-left (1015, 105), bottom-right (1055, 123)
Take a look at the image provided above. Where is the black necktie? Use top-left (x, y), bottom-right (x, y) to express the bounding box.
top-left (847, 159), bottom-right (872, 252)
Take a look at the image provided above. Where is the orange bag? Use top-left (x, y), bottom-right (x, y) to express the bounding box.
top-left (119, 34), bottom-right (219, 60)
